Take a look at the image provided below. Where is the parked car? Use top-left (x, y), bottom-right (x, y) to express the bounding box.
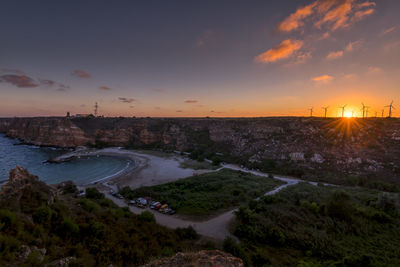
top-left (115, 193), bottom-right (124, 199)
top-left (128, 200), bottom-right (136, 205)
top-left (109, 190), bottom-right (115, 195)
top-left (167, 209), bottom-right (176, 215)
top-left (150, 201), bottom-right (161, 209)
top-left (163, 208), bottom-right (172, 214)
top-left (136, 198), bottom-right (148, 208)
top-left (159, 204), bottom-right (168, 213)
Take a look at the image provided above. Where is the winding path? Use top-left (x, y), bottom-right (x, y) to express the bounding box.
top-left (101, 163), bottom-right (329, 241)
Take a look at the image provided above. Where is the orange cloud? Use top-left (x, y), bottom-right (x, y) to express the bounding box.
top-left (381, 26), bottom-right (397, 36)
top-left (278, 0), bottom-right (376, 33)
top-left (345, 40), bottom-right (363, 52)
top-left (184, 100), bottom-right (198, 104)
top-left (326, 50), bottom-right (344, 60)
top-left (255, 39), bottom-right (303, 63)
top-left (353, 8), bottom-right (375, 21)
top-left (313, 74), bottom-right (334, 82)
top-left (278, 3), bottom-right (317, 32)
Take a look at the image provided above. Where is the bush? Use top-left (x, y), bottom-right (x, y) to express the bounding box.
top-left (175, 226), bottom-right (199, 240)
top-left (0, 210), bottom-right (17, 232)
top-left (79, 199), bottom-right (100, 213)
top-left (85, 188), bottom-right (104, 200)
top-left (58, 217), bottom-right (79, 239)
top-left (223, 237), bottom-right (250, 266)
top-left (325, 190), bottom-right (352, 221)
top-left (138, 211), bottom-right (155, 223)
top-left (33, 206), bottom-right (52, 225)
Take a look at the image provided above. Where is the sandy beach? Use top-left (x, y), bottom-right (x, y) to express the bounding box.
top-left (53, 147), bottom-right (211, 190)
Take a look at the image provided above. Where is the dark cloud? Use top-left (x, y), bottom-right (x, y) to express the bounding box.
top-left (176, 110), bottom-right (183, 113)
top-left (0, 74), bottom-right (39, 88)
top-left (184, 100), bottom-right (198, 104)
top-left (118, 97), bottom-right (136, 103)
top-left (99, 86), bottom-right (112, 91)
top-left (39, 78), bottom-right (70, 91)
top-left (72, 69), bottom-right (91, 78)
top-left (39, 79), bottom-right (56, 86)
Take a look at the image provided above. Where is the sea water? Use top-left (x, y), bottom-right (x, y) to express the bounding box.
top-left (0, 134), bottom-right (133, 185)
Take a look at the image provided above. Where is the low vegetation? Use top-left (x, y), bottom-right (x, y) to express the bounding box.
top-left (120, 169), bottom-right (284, 217)
top-left (228, 183), bottom-right (400, 266)
top-left (0, 181), bottom-right (204, 266)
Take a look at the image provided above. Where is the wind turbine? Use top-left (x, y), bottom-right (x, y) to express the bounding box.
top-left (322, 106), bottom-right (329, 118)
top-left (361, 103), bottom-right (369, 119)
top-left (308, 107), bottom-right (314, 117)
top-left (385, 101), bottom-right (396, 118)
top-left (339, 104), bottom-right (347, 118)
top-left (381, 109), bottom-right (385, 118)
top-left (365, 106), bottom-right (370, 118)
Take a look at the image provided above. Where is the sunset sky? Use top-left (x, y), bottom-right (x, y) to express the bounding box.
top-left (0, 0), bottom-right (399, 117)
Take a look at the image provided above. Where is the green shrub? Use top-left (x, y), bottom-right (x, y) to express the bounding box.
top-left (223, 237), bottom-right (250, 266)
top-left (79, 199), bottom-right (100, 213)
top-left (175, 226), bottom-right (199, 240)
top-left (33, 206), bottom-right (52, 225)
top-left (138, 211), bottom-right (155, 223)
top-left (0, 210), bottom-right (16, 232)
top-left (85, 188), bottom-right (104, 200)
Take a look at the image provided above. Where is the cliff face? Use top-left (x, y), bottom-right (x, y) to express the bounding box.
top-left (1, 117), bottom-right (400, 184)
top-left (143, 250), bottom-right (243, 267)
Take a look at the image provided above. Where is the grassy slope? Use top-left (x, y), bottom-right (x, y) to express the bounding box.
top-left (120, 169), bottom-right (284, 217)
top-left (232, 183), bottom-right (400, 266)
top-left (0, 183), bottom-right (201, 266)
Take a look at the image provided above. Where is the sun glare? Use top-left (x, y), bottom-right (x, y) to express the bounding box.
top-left (345, 111), bottom-right (352, 118)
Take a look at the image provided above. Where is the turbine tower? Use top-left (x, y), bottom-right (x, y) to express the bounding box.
top-left (385, 101), bottom-right (396, 118)
top-left (361, 103), bottom-right (369, 119)
top-left (308, 107), bottom-right (314, 117)
top-left (339, 104), bottom-right (347, 118)
top-left (322, 106), bottom-right (329, 118)
top-left (94, 102), bottom-right (98, 117)
top-left (381, 109), bottom-right (385, 118)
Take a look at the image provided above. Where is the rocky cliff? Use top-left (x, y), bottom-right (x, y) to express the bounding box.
top-left (143, 250), bottom-right (243, 267)
top-left (1, 117), bottom-right (399, 186)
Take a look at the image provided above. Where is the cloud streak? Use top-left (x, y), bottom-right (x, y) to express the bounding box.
top-left (278, 0), bottom-right (376, 33)
top-left (184, 100), bottom-right (198, 104)
top-left (99, 86), bottom-right (112, 91)
top-left (326, 50), bottom-right (344, 60)
top-left (313, 74), bottom-right (334, 82)
top-left (255, 39), bottom-right (303, 63)
top-left (0, 74), bottom-right (39, 88)
top-left (72, 69), bottom-right (91, 78)
top-left (118, 97), bottom-right (136, 103)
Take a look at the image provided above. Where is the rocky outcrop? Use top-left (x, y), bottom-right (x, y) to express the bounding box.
top-left (143, 250), bottom-right (243, 267)
top-left (0, 166), bottom-right (55, 212)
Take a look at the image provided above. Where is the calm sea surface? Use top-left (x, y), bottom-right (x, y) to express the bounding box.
top-left (0, 134), bottom-right (133, 185)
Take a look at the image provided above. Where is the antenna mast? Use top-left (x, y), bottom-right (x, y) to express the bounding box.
top-left (94, 102), bottom-right (98, 117)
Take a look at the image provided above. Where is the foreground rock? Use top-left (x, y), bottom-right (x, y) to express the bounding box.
top-left (0, 166), bottom-right (55, 212)
top-left (143, 250), bottom-right (243, 267)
